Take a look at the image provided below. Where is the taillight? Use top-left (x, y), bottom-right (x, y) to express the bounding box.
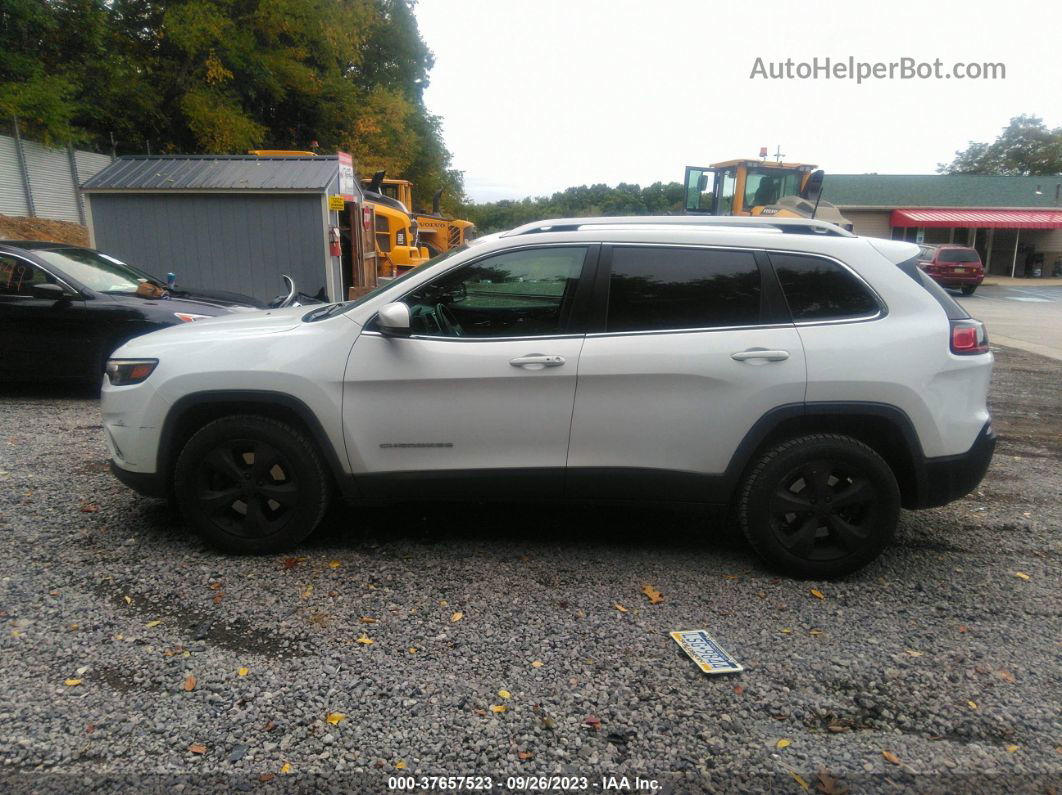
top-left (950, 319), bottom-right (989, 355)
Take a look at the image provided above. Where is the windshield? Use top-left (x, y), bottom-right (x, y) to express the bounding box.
top-left (335, 245), bottom-right (468, 316)
top-left (34, 248), bottom-right (159, 293)
top-left (939, 249), bottom-right (980, 263)
top-left (743, 169), bottom-right (804, 208)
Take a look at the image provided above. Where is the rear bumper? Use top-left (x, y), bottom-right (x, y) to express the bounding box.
top-left (930, 272), bottom-right (984, 287)
top-left (110, 460), bottom-right (169, 498)
top-left (912, 420), bottom-right (996, 508)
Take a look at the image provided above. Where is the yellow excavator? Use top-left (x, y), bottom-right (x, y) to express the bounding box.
top-left (363, 172), bottom-right (476, 257)
top-left (683, 155), bottom-right (853, 231)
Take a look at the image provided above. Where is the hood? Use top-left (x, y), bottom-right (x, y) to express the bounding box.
top-left (166, 286), bottom-right (267, 309)
top-left (106, 291), bottom-right (261, 317)
top-left (125, 306), bottom-right (309, 350)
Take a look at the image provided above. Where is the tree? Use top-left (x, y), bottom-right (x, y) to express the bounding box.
top-left (939, 115), bottom-right (1062, 175)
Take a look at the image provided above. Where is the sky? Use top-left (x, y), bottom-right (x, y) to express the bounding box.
top-left (414, 0), bottom-right (1062, 203)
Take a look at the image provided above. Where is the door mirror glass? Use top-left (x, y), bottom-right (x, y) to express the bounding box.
top-left (31, 282), bottom-right (68, 301)
top-left (801, 169), bottom-right (825, 202)
top-left (377, 301), bottom-right (411, 335)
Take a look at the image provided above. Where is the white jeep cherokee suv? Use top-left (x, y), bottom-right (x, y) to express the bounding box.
top-left (102, 217), bottom-right (995, 578)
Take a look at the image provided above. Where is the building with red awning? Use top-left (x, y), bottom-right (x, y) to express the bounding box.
top-left (825, 174), bottom-right (1062, 277)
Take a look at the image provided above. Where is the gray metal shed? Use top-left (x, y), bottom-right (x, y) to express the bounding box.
top-left (81, 155), bottom-right (366, 303)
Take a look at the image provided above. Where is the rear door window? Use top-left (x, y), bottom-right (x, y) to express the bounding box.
top-left (605, 246), bottom-right (761, 332)
top-left (770, 252), bottom-right (881, 321)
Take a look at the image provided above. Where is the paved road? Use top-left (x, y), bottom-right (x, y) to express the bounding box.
top-left (958, 284), bottom-right (1062, 362)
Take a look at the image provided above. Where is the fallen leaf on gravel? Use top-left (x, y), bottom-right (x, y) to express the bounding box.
top-left (281, 557), bottom-right (303, 570)
top-left (438, 599), bottom-right (448, 606)
top-left (733, 684), bottom-right (745, 695)
top-left (326, 712), bottom-right (345, 725)
top-left (517, 750), bottom-right (533, 761)
top-left (489, 704), bottom-right (507, 714)
top-left (809, 628), bottom-right (824, 637)
top-left (1005, 744), bottom-right (1019, 753)
top-left (212, 592), bottom-right (223, 605)
top-left (64, 678), bottom-right (82, 686)
top-left (531, 660), bottom-right (543, 668)
top-left (882, 750), bottom-right (900, 765)
top-left (614, 603), bottom-right (628, 613)
top-left (541, 716), bottom-right (557, 730)
top-left (641, 585), bottom-right (664, 605)
top-left (328, 560), bottom-right (341, 569)
top-left (781, 628), bottom-right (792, 634)
top-left (259, 773), bottom-right (274, 783)
top-left (472, 709), bottom-right (486, 717)
top-left (1014, 571), bottom-right (1030, 581)
top-left (188, 743), bottom-right (206, 754)
top-left (905, 649), bottom-right (923, 657)
top-left (359, 616), bottom-right (377, 624)
top-left (816, 767), bottom-right (846, 795)
top-left (584, 715), bottom-right (602, 730)
top-left (123, 595), bottom-right (132, 605)
top-left (279, 762), bottom-right (292, 774)
top-left (208, 582), bottom-right (222, 590)
top-left (145, 620), bottom-right (161, 628)
top-left (810, 588), bottom-right (825, 600)
top-left (958, 625), bottom-right (968, 633)
top-left (301, 584), bottom-right (313, 598)
top-left (237, 667), bottom-right (249, 677)
top-left (498, 689), bottom-right (511, 699)
top-left (356, 634), bottom-right (373, 645)
top-left (79, 503), bottom-right (99, 513)
top-left (263, 720), bottom-right (276, 732)
top-left (789, 770), bottom-right (810, 791)
top-left (408, 647), bottom-right (417, 654)
top-left (776, 738), bottom-right (792, 749)
top-left (450, 611), bottom-right (464, 622)
top-left (395, 760), bottom-right (407, 770)
top-left (183, 675), bottom-right (196, 691)
top-left (998, 670), bottom-right (1016, 683)
top-left (827, 723), bottom-right (848, 734)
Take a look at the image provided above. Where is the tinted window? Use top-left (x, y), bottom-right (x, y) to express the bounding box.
top-left (606, 247), bottom-right (761, 332)
top-left (0, 256), bottom-right (54, 296)
top-left (938, 248), bottom-right (980, 263)
top-left (404, 246), bottom-right (585, 338)
top-left (772, 253), bottom-right (879, 321)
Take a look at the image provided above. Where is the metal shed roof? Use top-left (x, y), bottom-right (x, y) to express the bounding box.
top-left (81, 155), bottom-right (341, 193)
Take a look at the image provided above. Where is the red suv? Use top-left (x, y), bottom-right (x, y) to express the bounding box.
top-left (915, 245), bottom-right (984, 295)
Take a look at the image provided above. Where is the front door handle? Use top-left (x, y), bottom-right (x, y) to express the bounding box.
top-left (731, 349), bottom-right (790, 362)
top-left (509, 354), bottom-right (566, 369)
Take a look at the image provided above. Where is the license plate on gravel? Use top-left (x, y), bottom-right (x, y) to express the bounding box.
top-left (670, 630), bottom-right (743, 675)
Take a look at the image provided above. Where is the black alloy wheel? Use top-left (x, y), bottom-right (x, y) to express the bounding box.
top-left (739, 434), bottom-right (900, 578)
top-left (174, 415), bottom-right (330, 553)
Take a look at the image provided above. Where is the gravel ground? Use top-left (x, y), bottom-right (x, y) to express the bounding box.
top-left (0, 346), bottom-right (1059, 794)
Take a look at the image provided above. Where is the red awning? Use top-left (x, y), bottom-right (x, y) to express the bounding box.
top-left (891, 209), bottom-right (1062, 229)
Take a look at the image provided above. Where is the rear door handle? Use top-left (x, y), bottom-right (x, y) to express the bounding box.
top-left (509, 354), bottom-right (566, 368)
top-left (731, 349), bottom-right (790, 362)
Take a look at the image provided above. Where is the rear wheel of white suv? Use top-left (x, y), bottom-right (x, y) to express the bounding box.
top-left (174, 415), bottom-right (331, 553)
top-left (738, 434), bottom-right (900, 579)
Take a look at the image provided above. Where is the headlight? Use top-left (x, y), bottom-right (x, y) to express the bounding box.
top-left (174, 312), bottom-right (209, 323)
top-left (106, 359), bottom-right (158, 386)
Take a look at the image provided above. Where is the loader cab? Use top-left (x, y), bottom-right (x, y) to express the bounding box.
top-left (684, 160), bottom-right (814, 216)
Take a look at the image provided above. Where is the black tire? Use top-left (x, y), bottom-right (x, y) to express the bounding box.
top-left (961, 285), bottom-right (977, 295)
top-left (173, 415), bottom-right (331, 553)
top-left (738, 434), bottom-right (899, 579)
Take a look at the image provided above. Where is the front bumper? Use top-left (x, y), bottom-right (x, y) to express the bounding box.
top-left (930, 272), bottom-right (984, 287)
top-left (110, 460), bottom-right (169, 498)
top-left (914, 420), bottom-right (996, 508)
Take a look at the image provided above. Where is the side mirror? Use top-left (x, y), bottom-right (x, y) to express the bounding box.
top-left (377, 301), bottom-right (411, 336)
top-left (32, 283), bottom-right (68, 301)
top-left (801, 169), bottom-right (825, 201)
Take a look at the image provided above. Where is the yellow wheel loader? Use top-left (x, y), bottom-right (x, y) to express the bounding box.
top-left (683, 157), bottom-right (853, 230)
top-left (363, 173), bottom-right (477, 257)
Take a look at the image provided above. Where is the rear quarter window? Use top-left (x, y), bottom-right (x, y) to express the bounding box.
top-left (769, 253), bottom-right (881, 321)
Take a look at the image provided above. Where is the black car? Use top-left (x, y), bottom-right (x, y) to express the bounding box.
top-left (0, 241), bottom-right (298, 383)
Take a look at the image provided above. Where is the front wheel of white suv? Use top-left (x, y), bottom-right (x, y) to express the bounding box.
top-left (738, 434), bottom-right (900, 579)
top-left (174, 415), bottom-right (331, 554)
